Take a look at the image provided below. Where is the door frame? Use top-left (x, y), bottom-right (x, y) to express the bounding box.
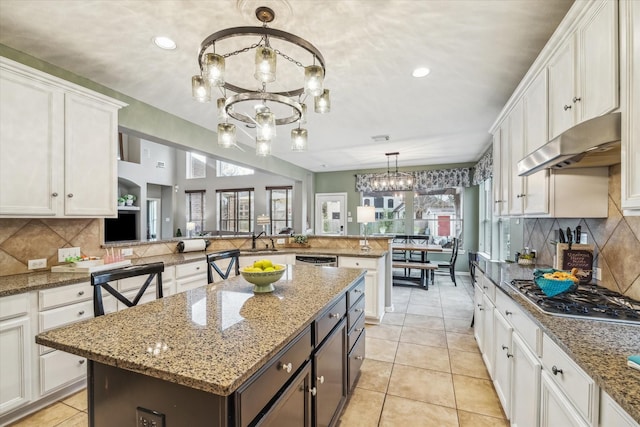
top-left (315, 193), bottom-right (347, 236)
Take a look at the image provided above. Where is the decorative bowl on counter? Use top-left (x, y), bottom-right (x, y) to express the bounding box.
top-left (240, 264), bottom-right (286, 293)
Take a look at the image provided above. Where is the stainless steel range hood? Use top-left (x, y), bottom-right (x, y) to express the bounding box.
top-left (517, 112), bottom-right (621, 176)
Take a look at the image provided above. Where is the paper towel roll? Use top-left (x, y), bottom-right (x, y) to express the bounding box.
top-left (177, 239), bottom-right (208, 253)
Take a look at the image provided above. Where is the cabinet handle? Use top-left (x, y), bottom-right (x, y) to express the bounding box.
top-left (78, 310), bottom-right (85, 316)
top-left (573, 96), bottom-right (581, 103)
top-left (78, 359), bottom-right (85, 365)
top-left (196, 266), bottom-right (200, 270)
top-left (355, 328), bottom-right (364, 333)
top-left (355, 356), bottom-right (364, 360)
top-left (309, 386), bottom-right (317, 396)
top-left (279, 362), bottom-right (293, 373)
top-left (516, 194), bottom-right (525, 198)
top-left (483, 286), bottom-right (488, 290)
top-left (330, 313), bottom-right (340, 319)
top-left (563, 104), bottom-right (572, 111)
top-left (552, 365), bottom-right (563, 375)
top-left (478, 306), bottom-right (484, 311)
top-left (354, 308), bottom-right (363, 313)
top-left (67, 193), bottom-right (74, 198)
top-left (78, 291), bottom-right (84, 296)
top-left (317, 375), bottom-right (325, 384)
top-left (502, 345), bottom-right (508, 351)
top-left (507, 353), bottom-right (513, 358)
top-left (505, 310), bottom-right (512, 316)
top-left (52, 192), bottom-right (58, 197)
top-left (354, 289), bottom-right (363, 293)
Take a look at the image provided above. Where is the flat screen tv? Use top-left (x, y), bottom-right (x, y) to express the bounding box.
top-left (104, 211), bottom-right (137, 242)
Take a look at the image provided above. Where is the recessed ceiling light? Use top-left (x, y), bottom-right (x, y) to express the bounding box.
top-left (153, 36), bottom-right (177, 50)
top-left (412, 67), bottom-right (431, 78)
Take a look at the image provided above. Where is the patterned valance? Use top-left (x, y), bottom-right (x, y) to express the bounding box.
top-left (472, 147), bottom-right (493, 185)
top-left (355, 167), bottom-right (472, 192)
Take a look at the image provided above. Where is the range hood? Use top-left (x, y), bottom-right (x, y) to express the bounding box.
top-left (517, 112), bottom-right (621, 176)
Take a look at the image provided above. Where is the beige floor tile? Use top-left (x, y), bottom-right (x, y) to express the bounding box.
top-left (400, 326), bottom-right (448, 348)
top-left (379, 395), bottom-right (458, 427)
top-left (453, 375), bottom-right (506, 419)
top-left (387, 364), bottom-right (456, 408)
top-left (403, 314), bottom-right (445, 331)
top-left (355, 358), bottom-right (393, 393)
top-left (442, 306), bottom-right (474, 320)
top-left (62, 389), bottom-right (88, 411)
top-left (57, 411), bottom-right (89, 427)
top-left (381, 312), bottom-right (405, 326)
top-left (338, 387), bottom-right (385, 427)
top-left (407, 291), bottom-right (441, 307)
top-left (392, 302), bottom-right (408, 313)
top-left (406, 303), bottom-right (443, 317)
top-left (365, 323), bottom-right (402, 341)
top-left (444, 317), bottom-right (474, 335)
top-left (365, 337), bottom-right (398, 363)
top-left (9, 402), bottom-right (79, 427)
top-left (450, 349), bottom-right (490, 379)
top-left (458, 410), bottom-right (509, 427)
top-left (446, 332), bottom-right (480, 352)
top-left (394, 342), bottom-right (451, 373)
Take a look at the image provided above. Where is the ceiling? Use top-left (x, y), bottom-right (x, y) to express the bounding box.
top-left (0, 0), bottom-right (574, 173)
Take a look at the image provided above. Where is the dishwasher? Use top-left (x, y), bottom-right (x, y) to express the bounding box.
top-left (295, 255), bottom-right (338, 266)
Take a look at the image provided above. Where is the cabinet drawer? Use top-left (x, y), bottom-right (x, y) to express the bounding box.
top-left (39, 350), bottom-right (86, 395)
top-left (39, 282), bottom-right (92, 310)
top-left (348, 314), bottom-right (365, 352)
top-left (541, 334), bottom-right (597, 424)
top-left (348, 333), bottom-right (365, 391)
top-left (0, 293), bottom-right (30, 321)
top-left (347, 296), bottom-right (365, 331)
top-left (496, 291), bottom-right (540, 355)
top-left (339, 256), bottom-right (378, 270)
top-left (175, 261), bottom-right (206, 278)
top-left (236, 327), bottom-right (312, 427)
top-left (39, 297), bottom-right (116, 332)
top-left (315, 294), bottom-right (347, 346)
top-left (481, 275), bottom-right (496, 303)
top-left (347, 278), bottom-right (365, 308)
top-left (176, 274), bottom-right (208, 293)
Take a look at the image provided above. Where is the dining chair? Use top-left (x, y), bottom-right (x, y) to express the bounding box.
top-left (435, 237), bottom-right (459, 286)
top-left (207, 249), bottom-right (241, 283)
top-left (91, 262), bottom-right (164, 316)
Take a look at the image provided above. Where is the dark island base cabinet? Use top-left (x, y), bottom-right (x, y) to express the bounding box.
top-left (256, 362), bottom-right (312, 427)
top-left (314, 319), bottom-right (347, 427)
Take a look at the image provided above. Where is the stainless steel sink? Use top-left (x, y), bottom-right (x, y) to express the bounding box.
top-left (241, 248), bottom-right (279, 254)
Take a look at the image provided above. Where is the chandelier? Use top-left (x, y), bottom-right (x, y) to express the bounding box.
top-left (191, 6), bottom-right (330, 156)
top-left (371, 152), bottom-right (415, 192)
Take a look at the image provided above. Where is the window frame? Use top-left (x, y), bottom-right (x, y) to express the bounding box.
top-left (185, 189), bottom-right (206, 235)
top-left (217, 188), bottom-right (254, 233)
top-left (267, 186), bottom-right (293, 234)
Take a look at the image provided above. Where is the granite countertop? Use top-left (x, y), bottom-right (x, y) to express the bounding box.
top-left (475, 260), bottom-right (640, 423)
top-left (36, 265), bottom-right (365, 396)
top-left (0, 247), bottom-right (387, 297)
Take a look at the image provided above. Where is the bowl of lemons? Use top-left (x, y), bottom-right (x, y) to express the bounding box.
top-left (240, 259), bottom-right (286, 293)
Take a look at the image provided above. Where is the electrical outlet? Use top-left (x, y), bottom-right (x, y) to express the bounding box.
top-left (276, 238), bottom-right (285, 244)
top-left (58, 247), bottom-right (81, 262)
top-left (595, 268), bottom-right (602, 280)
top-left (136, 407), bottom-right (165, 427)
top-left (121, 248), bottom-right (133, 257)
top-left (359, 240), bottom-right (366, 246)
top-left (28, 258), bottom-right (47, 269)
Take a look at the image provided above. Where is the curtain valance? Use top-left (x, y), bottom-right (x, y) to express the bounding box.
top-left (355, 167), bottom-right (472, 192)
top-left (472, 147), bottom-right (493, 185)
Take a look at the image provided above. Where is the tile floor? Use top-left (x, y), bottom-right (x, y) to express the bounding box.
top-left (9, 274), bottom-right (507, 427)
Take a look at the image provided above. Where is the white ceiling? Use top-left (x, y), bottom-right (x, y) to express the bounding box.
top-left (0, 0), bottom-right (574, 172)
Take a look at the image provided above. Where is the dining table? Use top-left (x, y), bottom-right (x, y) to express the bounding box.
top-left (391, 243), bottom-right (443, 289)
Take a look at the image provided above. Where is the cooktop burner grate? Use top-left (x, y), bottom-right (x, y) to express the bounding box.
top-left (509, 279), bottom-right (640, 324)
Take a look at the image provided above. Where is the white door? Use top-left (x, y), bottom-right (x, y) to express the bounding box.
top-left (315, 193), bottom-right (347, 235)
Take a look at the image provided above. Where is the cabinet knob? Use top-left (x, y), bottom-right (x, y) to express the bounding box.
top-left (309, 386), bottom-right (317, 396)
top-left (280, 362), bottom-right (293, 373)
top-left (573, 96), bottom-right (581, 103)
top-left (354, 289), bottom-right (363, 293)
top-left (505, 310), bottom-right (512, 316)
top-left (355, 328), bottom-right (364, 333)
top-left (330, 313), bottom-right (340, 319)
top-left (317, 375), bottom-right (325, 384)
top-left (67, 193), bottom-right (74, 198)
top-left (52, 192), bottom-right (58, 197)
top-left (78, 310), bottom-right (85, 316)
top-left (78, 291), bottom-right (84, 296)
top-left (78, 359), bottom-right (85, 365)
top-left (563, 104), bottom-right (572, 111)
top-left (355, 355), bottom-right (364, 360)
top-left (483, 286), bottom-right (488, 290)
top-left (478, 306), bottom-right (484, 311)
top-left (354, 308), bottom-right (363, 313)
top-left (551, 365), bottom-right (563, 375)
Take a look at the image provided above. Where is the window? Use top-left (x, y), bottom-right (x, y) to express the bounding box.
top-left (360, 192), bottom-right (406, 235)
top-left (186, 152), bottom-right (206, 179)
top-left (216, 160), bottom-right (254, 177)
top-left (414, 188), bottom-right (463, 246)
top-left (186, 190), bottom-right (205, 235)
top-left (267, 186), bottom-right (293, 234)
top-left (478, 179), bottom-right (493, 256)
top-left (217, 188), bottom-right (254, 233)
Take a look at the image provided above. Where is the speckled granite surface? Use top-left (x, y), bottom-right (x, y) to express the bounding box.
top-left (36, 265), bottom-right (364, 396)
top-left (475, 260), bottom-right (640, 423)
top-left (0, 248), bottom-right (386, 297)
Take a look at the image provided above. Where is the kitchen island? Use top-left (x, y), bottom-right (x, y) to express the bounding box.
top-left (36, 265), bottom-right (366, 426)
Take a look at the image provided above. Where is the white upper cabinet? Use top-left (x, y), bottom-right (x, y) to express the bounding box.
top-left (0, 57), bottom-right (126, 218)
top-left (509, 100), bottom-right (525, 216)
top-left (548, 0), bottom-right (618, 140)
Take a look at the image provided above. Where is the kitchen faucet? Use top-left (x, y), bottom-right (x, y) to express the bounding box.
top-left (252, 231), bottom-right (266, 249)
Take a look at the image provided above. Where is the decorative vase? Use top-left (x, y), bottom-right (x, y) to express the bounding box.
top-left (125, 199), bottom-right (133, 206)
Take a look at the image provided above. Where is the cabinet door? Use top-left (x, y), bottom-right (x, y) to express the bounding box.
top-left (314, 320), bottom-right (346, 427)
top-left (522, 70), bottom-right (550, 215)
top-left (257, 363), bottom-right (311, 427)
top-left (0, 316), bottom-right (32, 415)
top-left (509, 100), bottom-right (525, 216)
top-left (493, 310), bottom-right (513, 418)
top-left (548, 36), bottom-right (577, 140)
top-left (510, 333), bottom-right (541, 427)
top-left (540, 371), bottom-right (589, 427)
top-left (64, 92), bottom-right (119, 216)
top-left (0, 66), bottom-right (64, 216)
top-left (480, 294), bottom-right (495, 379)
top-left (363, 270), bottom-right (379, 321)
top-left (578, 0), bottom-right (618, 121)
top-left (39, 350), bottom-right (87, 395)
top-left (473, 285), bottom-right (485, 349)
top-left (492, 131), bottom-right (503, 216)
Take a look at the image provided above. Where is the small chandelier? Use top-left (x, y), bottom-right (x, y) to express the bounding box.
top-left (372, 152), bottom-right (415, 192)
top-left (192, 6), bottom-right (329, 156)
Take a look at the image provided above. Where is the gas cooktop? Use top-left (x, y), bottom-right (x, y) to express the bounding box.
top-left (509, 279), bottom-right (640, 325)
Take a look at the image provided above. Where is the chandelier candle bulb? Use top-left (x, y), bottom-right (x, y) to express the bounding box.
top-left (291, 127), bottom-right (308, 151)
top-left (255, 108), bottom-right (276, 141)
top-left (203, 53), bottom-right (225, 86)
top-left (256, 140), bottom-right (271, 156)
top-left (191, 75), bottom-right (210, 103)
top-left (217, 122), bottom-right (236, 147)
top-left (315, 89), bottom-right (331, 113)
top-left (254, 46), bottom-right (276, 83)
top-left (304, 65), bottom-right (324, 96)
top-left (217, 98), bottom-right (228, 120)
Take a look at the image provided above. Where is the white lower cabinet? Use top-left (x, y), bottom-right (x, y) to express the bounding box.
top-left (39, 350), bottom-right (86, 395)
top-left (338, 256), bottom-right (385, 323)
top-left (510, 333), bottom-right (541, 427)
top-left (600, 390), bottom-right (640, 427)
top-left (541, 370), bottom-right (590, 427)
top-left (492, 310), bottom-right (513, 418)
top-left (175, 260), bottom-right (208, 292)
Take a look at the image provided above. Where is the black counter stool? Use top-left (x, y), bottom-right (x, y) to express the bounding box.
top-left (207, 249), bottom-right (240, 283)
top-left (90, 262), bottom-right (164, 316)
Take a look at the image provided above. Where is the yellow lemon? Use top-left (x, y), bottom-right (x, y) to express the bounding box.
top-left (260, 259), bottom-right (274, 269)
top-left (263, 267), bottom-right (275, 272)
top-left (253, 260), bottom-right (265, 270)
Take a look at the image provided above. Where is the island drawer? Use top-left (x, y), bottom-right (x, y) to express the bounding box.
top-left (347, 332), bottom-right (365, 391)
top-left (347, 295), bottom-right (365, 331)
top-left (39, 282), bottom-right (92, 310)
top-left (347, 278), bottom-right (365, 308)
top-left (0, 293), bottom-right (30, 321)
top-left (347, 314), bottom-right (365, 352)
top-left (315, 294), bottom-right (347, 346)
top-left (236, 326), bottom-right (312, 427)
top-left (339, 256), bottom-right (378, 270)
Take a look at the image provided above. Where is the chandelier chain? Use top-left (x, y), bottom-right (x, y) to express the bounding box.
top-left (274, 49), bottom-right (304, 68)
top-left (221, 42), bottom-right (262, 58)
